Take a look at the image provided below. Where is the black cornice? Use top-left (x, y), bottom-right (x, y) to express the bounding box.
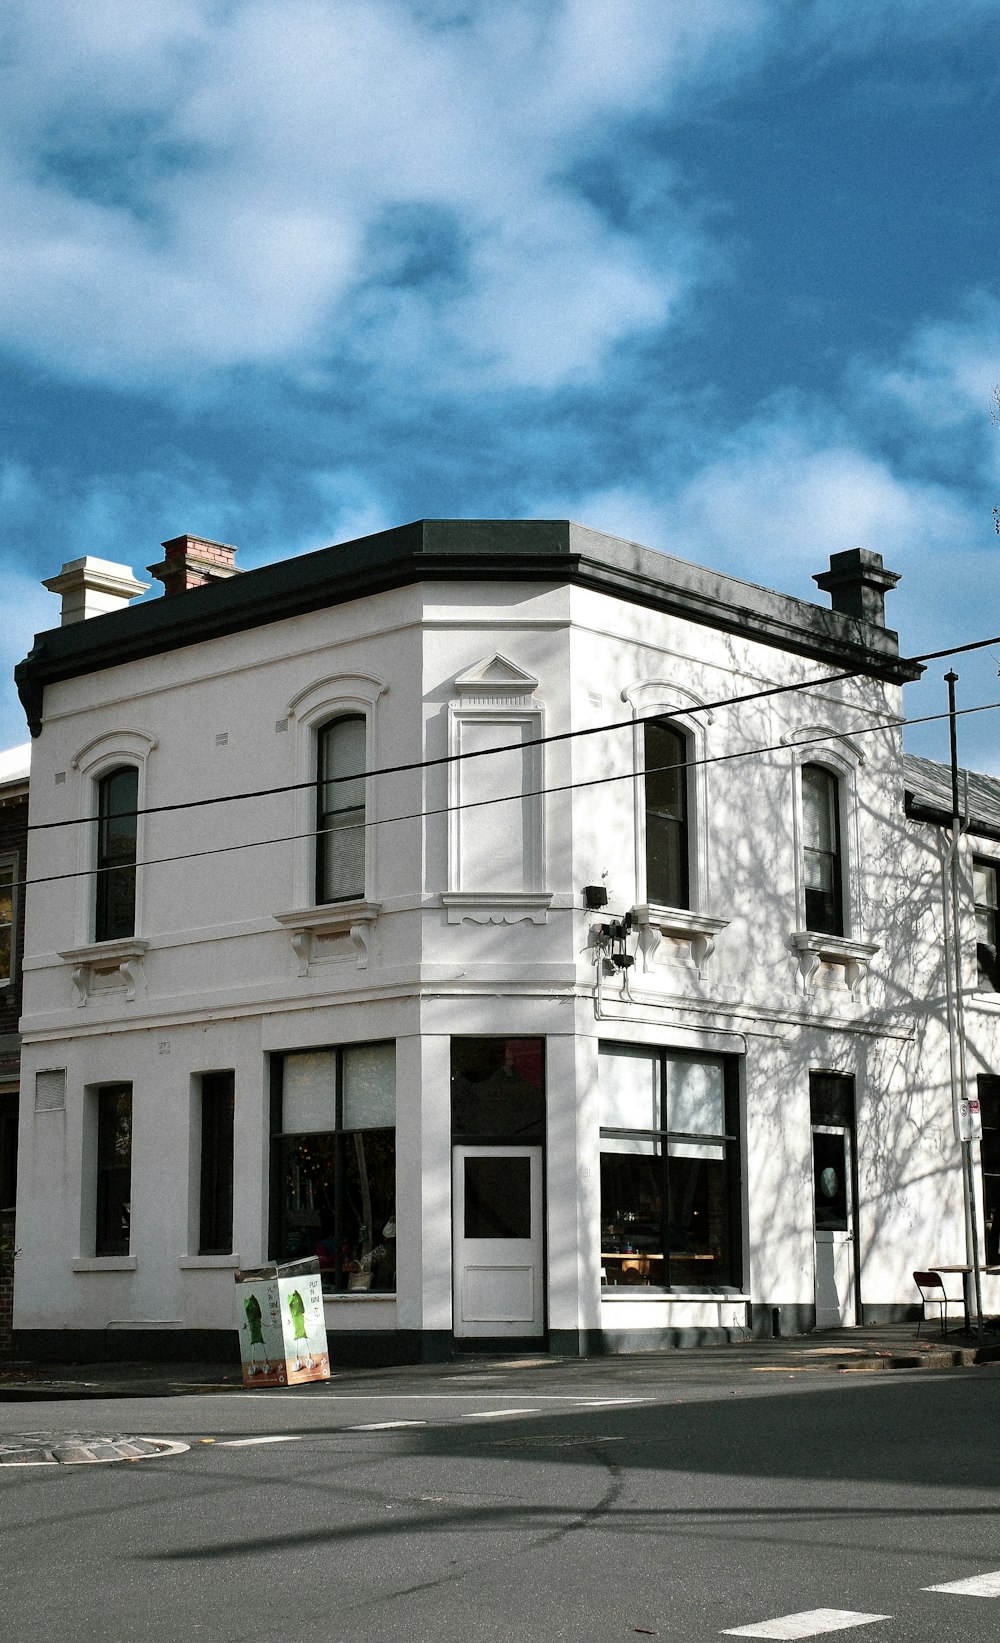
top-left (15, 519), bottom-right (921, 736)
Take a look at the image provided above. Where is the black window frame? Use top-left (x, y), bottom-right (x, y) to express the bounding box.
top-left (315, 714), bottom-right (366, 906)
top-left (0, 1092), bottom-right (17, 1212)
top-left (599, 1044), bottom-right (743, 1293)
top-left (95, 1083), bottom-right (132, 1258)
top-left (801, 763), bottom-right (844, 937)
top-left (95, 765), bottom-right (139, 942)
top-left (974, 859), bottom-right (1000, 992)
top-left (270, 1042), bottom-right (396, 1294)
top-left (198, 1071), bottom-right (235, 1256)
top-left (643, 718), bottom-right (690, 910)
top-left (0, 856), bottom-right (16, 987)
top-left (979, 1076), bottom-right (1000, 1265)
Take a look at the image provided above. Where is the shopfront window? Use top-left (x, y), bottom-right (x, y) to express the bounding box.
top-left (599, 1044), bottom-right (740, 1290)
top-left (451, 1037), bottom-right (545, 1141)
top-left (272, 1042), bottom-right (396, 1293)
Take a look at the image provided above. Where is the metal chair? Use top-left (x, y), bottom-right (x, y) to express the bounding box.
top-left (913, 1270), bottom-right (962, 1338)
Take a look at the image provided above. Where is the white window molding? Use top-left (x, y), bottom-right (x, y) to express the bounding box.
top-left (783, 727), bottom-right (872, 995)
top-left (59, 936), bottom-right (149, 1007)
top-left (790, 930), bottom-right (880, 999)
top-left (621, 680), bottom-right (725, 975)
top-left (280, 672), bottom-right (386, 930)
top-left (273, 901), bottom-right (382, 975)
top-left (445, 654), bottom-right (550, 924)
top-left (632, 905), bottom-right (730, 979)
top-left (67, 730), bottom-right (156, 975)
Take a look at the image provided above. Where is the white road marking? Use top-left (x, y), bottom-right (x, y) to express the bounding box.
top-left (575, 1398), bottom-right (645, 1406)
top-left (215, 1435), bottom-right (304, 1448)
top-left (925, 1570), bottom-right (1000, 1597)
top-left (348, 1420), bottom-right (427, 1430)
top-left (210, 1392), bottom-right (607, 1401)
top-left (462, 1408), bottom-right (538, 1419)
top-left (721, 1610), bottom-right (890, 1639)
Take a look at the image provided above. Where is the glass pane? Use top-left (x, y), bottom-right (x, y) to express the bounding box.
top-left (0, 927), bottom-right (10, 984)
top-left (813, 1131), bottom-right (849, 1230)
top-left (321, 810), bottom-right (365, 901)
top-left (644, 721), bottom-right (687, 907)
top-left (96, 1085), bottom-right (132, 1256)
top-left (320, 717), bottom-right (366, 811)
top-left (199, 1073), bottom-right (234, 1256)
top-left (666, 1056), bottom-right (725, 1136)
top-left (599, 1044), bottom-right (660, 1131)
top-left (601, 1131), bottom-right (660, 1157)
top-left (279, 1132), bottom-right (337, 1261)
top-left (667, 1152), bottom-right (731, 1281)
top-left (975, 862), bottom-right (998, 910)
top-left (0, 866), bottom-right (12, 922)
top-left (810, 1073), bottom-right (854, 1129)
top-left (343, 1042), bottom-right (396, 1129)
top-left (283, 1052), bottom-right (337, 1133)
top-left (96, 767), bottom-right (138, 941)
top-left (342, 1130), bottom-right (396, 1291)
top-left (451, 1038), bottom-right (545, 1140)
top-left (802, 765), bottom-right (835, 853)
top-left (600, 1149), bottom-right (664, 1286)
top-left (464, 1156), bottom-right (531, 1239)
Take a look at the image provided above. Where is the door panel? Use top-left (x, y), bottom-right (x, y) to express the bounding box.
top-left (812, 1128), bottom-right (857, 1327)
top-left (453, 1145), bottom-right (543, 1338)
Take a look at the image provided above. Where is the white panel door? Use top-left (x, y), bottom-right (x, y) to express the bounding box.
top-left (812, 1128), bottom-right (857, 1328)
top-left (452, 1145), bottom-right (544, 1338)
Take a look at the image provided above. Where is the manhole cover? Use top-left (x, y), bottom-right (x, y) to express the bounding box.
top-left (0, 1434), bottom-right (189, 1466)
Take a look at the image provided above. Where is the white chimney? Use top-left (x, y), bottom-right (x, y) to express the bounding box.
top-left (42, 557), bottom-right (150, 625)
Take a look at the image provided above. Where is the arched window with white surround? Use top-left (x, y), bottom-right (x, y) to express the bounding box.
top-left (95, 765), bottom-right (139, 941)
top-left (316, 714), bottom-right (367, 905)
top-left (643, 718), bottom-right (690, 910)
top-left (801, 762), bottom-right (844, 937)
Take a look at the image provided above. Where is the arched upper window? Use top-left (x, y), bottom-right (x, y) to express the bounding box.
top-left (316, 716), bottom-right (367, 904)
top-left (801, 763), bottom-right (843, 936)
top-left (95, 766), bottom-right (139, 941)
top-left (644, 719), bottom-right (689, 909)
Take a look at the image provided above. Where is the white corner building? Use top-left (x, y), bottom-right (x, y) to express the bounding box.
top-left (10, 521), bottom-right (1000, 1362)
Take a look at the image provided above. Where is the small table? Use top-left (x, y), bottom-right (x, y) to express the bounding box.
top-left (929, 1264), bottom-right (1000, 1335)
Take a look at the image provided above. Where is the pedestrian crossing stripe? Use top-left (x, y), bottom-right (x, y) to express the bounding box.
top-left (721, 1610), bottom-right (890, 1639)
top-left (924, 1570), bottom-right (1000, 1597)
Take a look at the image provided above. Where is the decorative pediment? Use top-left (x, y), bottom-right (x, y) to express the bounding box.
top-left (453, 655), bottom-right (539, 697)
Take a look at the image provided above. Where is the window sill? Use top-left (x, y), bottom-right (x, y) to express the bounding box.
top-left (323, 1290), bottom-right (397, 1302)
top-left (179, 1254), bottom-right (241, 1269)
top-left (72, 1256), bottom-right (137, 1273)
top-left (274, 902), bottom-right (381, 974)
top-left (790, 930), bottom-right (878, 998)
top-left (441, 891), bottom-right (552, 925)
top-left (601, 1289), bottom-right (749, 1302)
top-left (632, 904), bottom-right (729, 977)
top-left (59, 939), bottom-right (148, 1007)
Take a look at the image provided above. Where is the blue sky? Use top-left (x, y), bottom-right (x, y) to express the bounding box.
top-left (1, 1), bottom-right (998, 768)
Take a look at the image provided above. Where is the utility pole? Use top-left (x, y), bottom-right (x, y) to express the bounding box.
top-left (945, 670), bottom-right (984, 1343)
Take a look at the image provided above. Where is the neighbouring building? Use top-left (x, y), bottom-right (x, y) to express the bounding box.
top-left (9, 521), bottom-right (1000, 1362)
top-left (0, 741), bottom-right (30, 1357)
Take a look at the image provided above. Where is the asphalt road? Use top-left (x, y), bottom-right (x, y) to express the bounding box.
top-left (2, 1357), bottom-right (999, 1643)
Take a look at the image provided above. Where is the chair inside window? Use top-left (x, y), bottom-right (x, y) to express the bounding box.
top-left (913, 1269), bottom-right (962, 1338)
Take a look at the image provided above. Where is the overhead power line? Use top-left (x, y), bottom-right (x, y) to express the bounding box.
top-left (23, 628), bottom-right (1000, 836)
top-left (15, 693), bottom-right (1000, 895)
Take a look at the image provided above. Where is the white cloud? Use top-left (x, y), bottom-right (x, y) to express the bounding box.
top-left (859, 293), bottom-right (1000, 444)
top-left (0, 0), bottom-right (771, 393)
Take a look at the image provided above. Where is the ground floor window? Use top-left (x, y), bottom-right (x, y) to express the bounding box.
top-left (979, 1076), bottom-right (1000, 1265)
top-left (271, 1042), bottom-right (396, 1293)
top-left (599, 1043), bottom-right (741, 1289)
top-left (96, 1084), bottom-right (132, 1257)
top-left (0, 1091), bottom-right (17, 1212)
top-left (198, 1071), bottom-right (235, 1256)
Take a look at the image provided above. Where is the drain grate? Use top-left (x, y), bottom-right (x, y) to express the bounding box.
top-left (0, 1433), bottom-right (189, 1466)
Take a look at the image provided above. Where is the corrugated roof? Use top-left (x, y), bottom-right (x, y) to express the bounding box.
top-left (903, 752), bottom-right (1000, 835)
top-left (0, 742), bottom-right (30, 788)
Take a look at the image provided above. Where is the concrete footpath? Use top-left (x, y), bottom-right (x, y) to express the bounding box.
top-left (2, 1322), bottom-right (1000, 1401)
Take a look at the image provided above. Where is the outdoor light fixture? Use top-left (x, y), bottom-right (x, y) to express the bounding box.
top-left (584, 884), bottom-right (608, 909)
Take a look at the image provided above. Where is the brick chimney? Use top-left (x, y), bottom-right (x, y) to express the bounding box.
top-left (813, 547), bottom-right (900, 627)
top-left (42, 557), bottom-right (150, 625)
top-left (147, 534), bottom-right (241, 596)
